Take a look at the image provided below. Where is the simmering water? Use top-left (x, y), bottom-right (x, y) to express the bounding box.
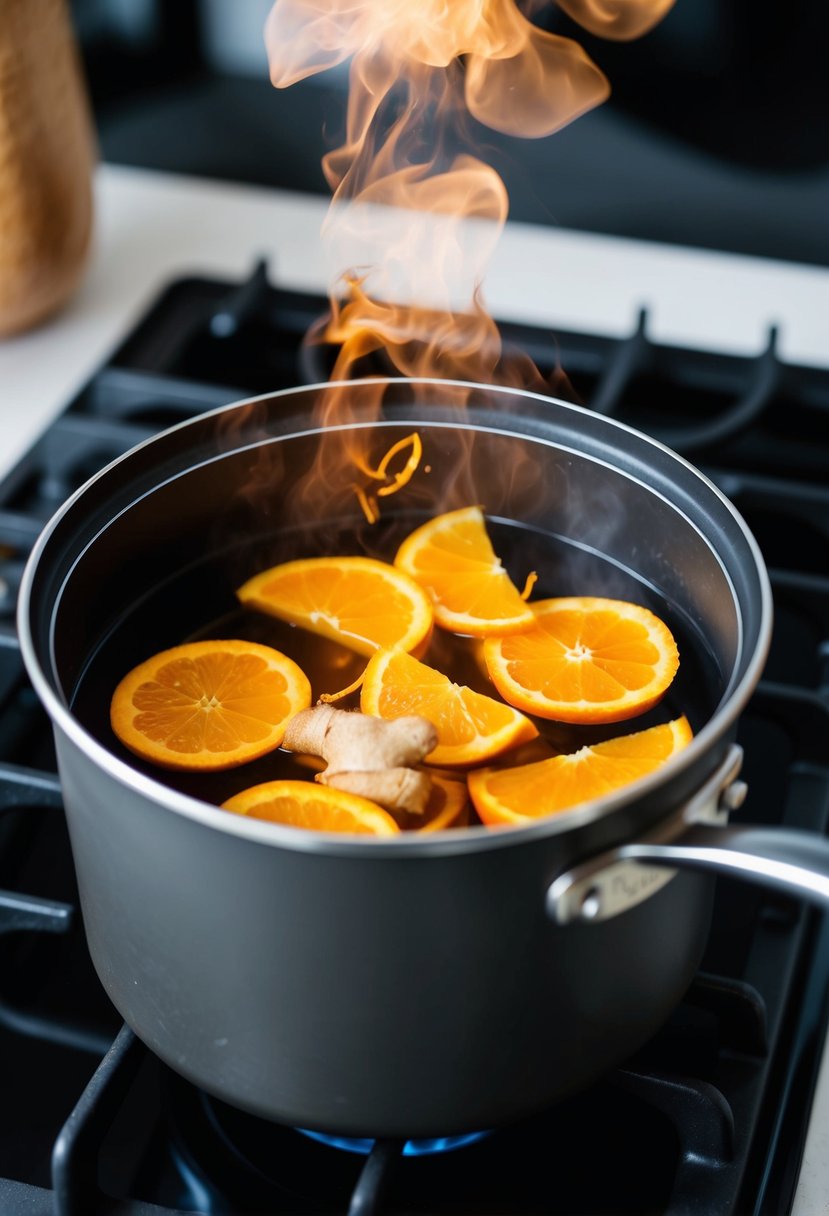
top-left (71, 515), bottom-right (725, 819)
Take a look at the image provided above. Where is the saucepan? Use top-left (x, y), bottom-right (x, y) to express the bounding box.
top-left (17, 378), bottom-right (829, 1137)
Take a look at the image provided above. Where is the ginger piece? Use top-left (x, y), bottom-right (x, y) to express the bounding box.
top-left (323, 768), bottom-right (431, 812)
top-left (282, 705), bottom-right (437, 815)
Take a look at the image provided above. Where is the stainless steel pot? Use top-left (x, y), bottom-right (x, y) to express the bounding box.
top-left (17, 378), bottom-right (829, 1137)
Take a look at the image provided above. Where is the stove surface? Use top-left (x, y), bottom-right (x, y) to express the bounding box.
top-left (1, 264), bottom-right (828, 1216)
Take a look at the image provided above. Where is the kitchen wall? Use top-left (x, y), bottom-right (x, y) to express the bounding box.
top-left (70, 0), bottom-right (829, 267)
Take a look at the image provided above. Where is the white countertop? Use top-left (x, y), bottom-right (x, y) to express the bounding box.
top-left (1, 163), bottom-right (828, 1213)
top-left (3, 163), bottom-right (829, 473)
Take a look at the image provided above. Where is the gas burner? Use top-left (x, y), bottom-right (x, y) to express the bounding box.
top-left (25, 977), bottom-right (795, 1216)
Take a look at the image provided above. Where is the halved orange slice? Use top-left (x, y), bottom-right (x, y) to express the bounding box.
top-left (397, 773), bottom-right (470, 833)
top-left (394, 506), bottom-right (535, 636)
top-left (222, 780), bottom-right (399, 835)
top-left (483, 596), bottom-right (680, 724)
top-left (361, 648), bottom-right (537, 767)
top-left (237, 556), bottom-right (432, 657)
top-left (111, 640), bottom-right (311, 771)
top-left (468, 716), bottom-right (693, 826)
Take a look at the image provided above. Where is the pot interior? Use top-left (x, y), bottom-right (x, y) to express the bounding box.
top-left (20, 380), bottom-right (768, 822)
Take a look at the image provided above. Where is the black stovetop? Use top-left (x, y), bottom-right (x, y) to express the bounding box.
top-left (1, 262), bottom-right (828, 1216)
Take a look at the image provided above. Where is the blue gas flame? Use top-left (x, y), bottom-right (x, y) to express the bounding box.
top-left (297, 1128), bottom-right (490, 1156)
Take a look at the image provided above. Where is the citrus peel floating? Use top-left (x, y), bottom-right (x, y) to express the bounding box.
top-left (468, 716), bottom-right (693, 826)
top-left (394, 505), bottom-right (536, 636)
top-left (355, 432), bottom-right (423, 524)
top-left (237, 555), bottom-right (433, 657)
top-left (222, 780), bottom-right (399, 836)
top-left (484, 596), bottom-right (680, 724)
top-left (110, 640), bottom-right (311, 771)
top-left (361, 647), bottom-right (537, 767)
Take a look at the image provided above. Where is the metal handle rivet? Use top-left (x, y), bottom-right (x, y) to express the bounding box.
top-left (719, 780), bottom-right (748, 813)
top-left (580, 887), bottom-right (602, 920)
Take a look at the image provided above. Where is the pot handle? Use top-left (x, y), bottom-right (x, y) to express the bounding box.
top-left (548, 745), bottom-right (829, 925)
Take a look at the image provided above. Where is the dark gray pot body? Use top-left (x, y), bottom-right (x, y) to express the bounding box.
top-left (19, 380), bottom-right (771, 1136)
top-left (54, 721), bottom-right (715, 1134)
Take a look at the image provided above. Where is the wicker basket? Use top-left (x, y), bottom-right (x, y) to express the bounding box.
top-left (0, 0), bottom-right (95, 337)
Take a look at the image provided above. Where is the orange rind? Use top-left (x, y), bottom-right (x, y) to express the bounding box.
top-left (237, 556), bottom-right (433, 657)
top-left (395, 506), bottom-right (535, 636)
top-left (361, 648), bottom-right (537, 767)
top-left (468, 716), bottom-right (693, 826)
top-left (222, 779), bottom-right (399, 835)
top-left (484, 596), bottom-right (680, 724)
top-left (111, 640), bottom-right (311, 771)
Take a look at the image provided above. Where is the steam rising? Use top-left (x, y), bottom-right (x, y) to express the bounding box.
top-left (262, 0), bottom-right (674, 520)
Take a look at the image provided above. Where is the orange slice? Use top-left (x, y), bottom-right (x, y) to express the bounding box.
top-left (394, 506), bottom-right (535, 636)
top-left (361, 648), bottom-right (537, 767)
top-left (222, 780), bottom-right (399, 836)
top-left (483, 596), bottom-right (680, 724)
top-left (395, 773), bottom-right (470, 833)
top-left (469, 716), bottom-right (693, 826)
top-left (111, 640), bottom-right (311, 771)
top-left (237, 556), bottom-right (432, 657)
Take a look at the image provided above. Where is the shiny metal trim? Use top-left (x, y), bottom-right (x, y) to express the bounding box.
top-left (548, 746), bottom-right (743, 924)
top-left (621, 826), bottom-right (829, 907)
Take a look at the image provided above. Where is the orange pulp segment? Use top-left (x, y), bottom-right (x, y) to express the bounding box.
top-left (361, 648), bottom-right (537, 767)
top-left (468, 716), bottom-right (693, 826)
top-left (394, 506), bottom-right (536, 636)
top-left (237, 556), bottom-right (433, 658)
top-left (483, 596), bottom-right (680, 724)
top-left (111, 640), bottom-right (311, 771)
top-left (222, 780), bottom-right (399, 835)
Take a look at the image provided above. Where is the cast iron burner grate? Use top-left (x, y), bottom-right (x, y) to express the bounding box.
top-left (0, 261), bottom-right (827, 1215)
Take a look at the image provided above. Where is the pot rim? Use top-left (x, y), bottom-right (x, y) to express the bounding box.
top-left (17, 377), bottom-right (773, 859)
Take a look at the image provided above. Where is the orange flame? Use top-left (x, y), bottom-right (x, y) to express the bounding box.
top-left (264, 0), bottom-right (674, 522)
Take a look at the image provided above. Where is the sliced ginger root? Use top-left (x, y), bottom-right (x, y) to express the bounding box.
top-left (282, 704), bottom-right (437, 815)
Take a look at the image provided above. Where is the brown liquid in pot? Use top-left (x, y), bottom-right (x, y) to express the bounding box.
top-left (70, 516), bottom-right (725, 817)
